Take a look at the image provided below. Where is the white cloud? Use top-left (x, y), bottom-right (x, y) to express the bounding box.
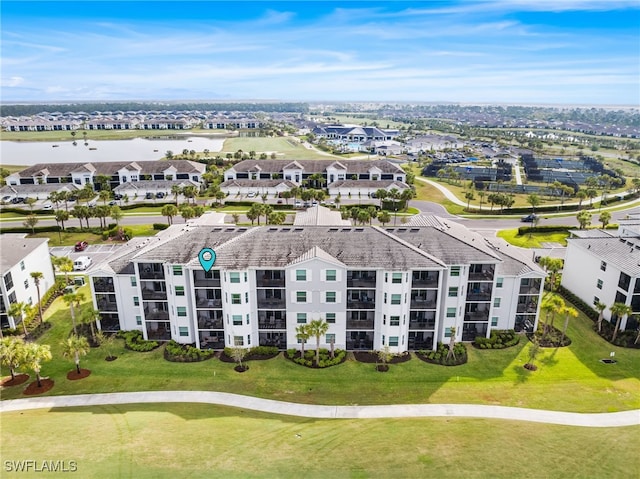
top-left (1, 76), bottom-right (25, 87)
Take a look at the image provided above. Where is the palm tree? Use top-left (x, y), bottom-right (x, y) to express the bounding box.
top-left (527, 194), bottom-right (540, 214)
top-left (307, 319), bottom-right (329, 367)
top-left (538, 257), bottom-right (563, 292)
top-left (98, 190), bottom-right (111, 205)
top-left (609, 302), bottom-right (633, 343)
top-left (559, 305), bottom-right (578, 344)
top-left (598, 211), bottom-right (611, 229)
top-left (446, 326), bottom-right (457, 361)
top-left (0, 337), bottom-right (26, 381)
top-left (54, 209), bottom-right (69, 231)
top-left (23, 342), bottom-right (52, 388)
top-left (576, 210), bottom-right (592, 230)
top-left (377, 210), bottom-right (391, 226)
top-left (388, 188), bottom-right (401, 225)
top-left (296, 324), bottom-right (310, 358)
top-left (400, 188), bottom-right (415, 211)
top-left (375, 189), bottom-right (388, 208)
top-left (8, 302), bottom-right (28, 336)
top-left (82, 308), bottom-right (100, 343)
top-left (30, 272), bottom-right (44, 325)
top-left (61, 334), bottom-right (90, 374)
top-left (171, 185), bottom-right (182, 205)
top-left (63, 291), bottom-right (85, 335)
top-left (161, 204), bottom-right (178, 225)
top-left (110, 206), bottom-right (123, 226)
top-left (477, 190), bottom-right (485, 211)
top-left (541, 296), bottom-right (565, 337)
top-left (464, 191), bottom-right (475, 212)
top-left (594, 300), bottom-right (607, 333)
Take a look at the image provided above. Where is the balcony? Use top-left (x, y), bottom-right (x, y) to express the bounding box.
top-left (138, 263), bottom-right (165, 280)
top-left (144, 303), bottom-right (169, 321)
top-left (411, 271), bottom-right (439, 288)
top-left (257, 290), bottom-right (285, 309)
top-left (92, 277), bottom-right (115, 293)
top-left (468, 264), bottom-right (495, 281)
top-left (259, 332), bottom-right (286, 348)
top-left (196, 296), bottom-right (222, 308)
top-left (146, 321), bottom-right (171, 341)
top-left (517, 301), bottom-right (538, 314)
top-left (347, 332), bottom-right (374, 350)
top-left (409, 319), bottom-right (436, 330)
top-left (256, 270), bottom-right (285, 288)
top-left (347, 271), bottom-right (377, 288)
top-left (464, 310), bottom-right (490, 323)
top-left (347, 290), bottom-right (376, 309)
top-left (519, 284), bottom-right (541, 295)
top-left (408, 332), bottom-right (434, 350)
top-left (141, 287), bottom-right (167, 301)
top-left (193, 270), bottom-right (221, 287)
top-left (466, 283), bottom-right (492, 302)
top-left (346, 318), bottom-right (375, 329)
top-left (410, 290), bottom-right (437, 309)
top-left (515, 315), bottom-right (535, 333)
top-left (96, 294), bottom-right (118, 312)
top-left (199, 333), bottom-right (225, 349)
top-left (98, 313), bottom-right (120, 332)
top-left (198, 316), bottom-right (223, 330)
top-left (462, 323), bottom-right (488, 342)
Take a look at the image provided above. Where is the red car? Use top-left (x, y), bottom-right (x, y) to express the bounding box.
top-left (74, 241), bottom-right (89, 252)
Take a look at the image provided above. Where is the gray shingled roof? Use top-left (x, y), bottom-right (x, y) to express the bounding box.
top-left (13, 160), bottom-right (205, 178)
top-left (229, 159), bottom-right (404, 175)
top-left (219, 179), bottom-right (297, 188)
top-left (0, 235), bottom-right (49, 271)
top-left (293, 205), bottom-right (351, 226)
top-left (567, 236), bottom-right (640, 276)
top-left (483, 237), bottom-right (546, 276)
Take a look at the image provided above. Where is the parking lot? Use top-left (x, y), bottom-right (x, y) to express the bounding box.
top-left (50, 243), bottom-right (126, 272)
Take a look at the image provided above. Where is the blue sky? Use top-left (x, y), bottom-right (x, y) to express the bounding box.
top-left (1, 1), bottom-right (639, 105)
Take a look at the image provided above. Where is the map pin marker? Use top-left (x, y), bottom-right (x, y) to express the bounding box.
top-left (198, 248), bottom-right (216, 272)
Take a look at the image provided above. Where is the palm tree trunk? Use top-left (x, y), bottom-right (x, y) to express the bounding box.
top-left (75, 353), bottom-right (81, 374)
top-left (36, 371), bottom-right (42, 388)
top-left (21, 317), bottom-right (28, 337)
top-left (612, 317), bottom-right (622, 342)
top-left (316, 337), bottom-right (320, 366)
top-left (70, 305), bottom-right (77, 335)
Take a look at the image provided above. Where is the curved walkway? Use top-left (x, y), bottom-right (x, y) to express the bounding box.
top-left (1, 392), bottom-right (638, 428)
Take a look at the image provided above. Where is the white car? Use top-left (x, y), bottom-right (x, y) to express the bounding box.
top-left (42, 203), bottom-right (53, 210)
top-left (73, 256), bottom-right (92, 271)
top-left (247, 192), bottom-right (257, 198)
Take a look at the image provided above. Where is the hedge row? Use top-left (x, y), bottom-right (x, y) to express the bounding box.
top-left (517, 225), bottom-right (573, 235)
top-left (117, 330), bottom-right (159, 352)
top-left (164, 340), bottom-right (215, 362)
top-left (285, 348), bottom-right (346, 368)
top-left (474, 329), bottom-right (520, 349)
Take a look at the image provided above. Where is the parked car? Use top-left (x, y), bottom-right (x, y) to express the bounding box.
top-left (109, 200), bottom-right (117, 206)
top-left (1, 195), bottom-right (12, 202)
top-left (42, 203), bottom-right (53, 210)
top-left (114, 194), bottom-right (123, 200)
top-left (74, 241), bottom-right (89, 251)
top-left (88, 201), bottom-right (96, 207)
top-left (521, 214), bottom-right (538, 223)
top-left (247, 192), bottom-right (257, 198)
top-left (156, 192), bottom-right (165, 199)
top-left (145, 192), bottom-right (154, 200)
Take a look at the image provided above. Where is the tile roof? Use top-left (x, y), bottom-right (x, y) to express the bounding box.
top-left (293, 205), bottom-right (351, 226)
top-left (229, 159), bottom-right (404, 175)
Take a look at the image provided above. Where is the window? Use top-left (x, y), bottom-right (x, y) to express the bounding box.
top-left (496, 277), bottom-right (503, 288)
top-left (229, 272), bottom-right (240, 283)
top-left (446, 307), bottom-right (456, 318)
top-left (597, 279), bottom-right (603, 290)
top-left (390, 316), bottom-right (400, 326)
top-left (448, 287), bottom-right (458, 297)
top-left (296, 270), bottom-right (307, 281)
top-left (382, 335), bottom-right (385, 345)
top-left (326, 270), bottom-right (336, 281)
top-left (297, 313), bottom-right (307, 324)
top-left (618, 272), bottom-right (631, 291)
top-left (20, 261), bottom-right (25, 271)
top-left (445, 327), bottom-right (452, 338)
top-left (326, 333), bottom-right (335, 344)
top-left (389, 336), bottom-right (399, 346)
top-left (385, 272), bottom-right (388, 283)
top-left (593, 296), bottom-right (600, 305)
top-left (245, 292), bottom-right (249, 303)
top-left (384, 293), bottom-right (387, 303)
top-left (326, 292), bottom-right (336, 303)
top-left (24, 279), bottom-right (29, 289)
top-left (136, 315), bottom-right (142, 325)
top-left (173, 266), bottom-right (183, 276)
top-left (133, 296), bottom-right (139, 306)
top-left (600, 261), bottom-right (607, 271)
top-left (493, 298), bottom-right (501, 308)
top-left (27, 297), bottom-right (32, 305)
top-left (391, 294), bottom-right (401, 305)
top-left (247, 334), bottom-right (251, 345)
top-left (296, 291), bottom-right (307, 303)
top-left (179, 327), bottom-right (188, 337)
top-left (130, 276), bottom-right (137, 287)
top-left (232, 315), bottom-right (242, 325)
top-left (491, 317), bottom-right (498, 327)
top-left (244, 272), bottom-right (248, 282)
top-left (450, 266), bottom-right (460, 277)
top-left (175, 286), bottom-right (185, 296)
top-left (246, 314), bottom-right (250, 325)
top-left (3, 272), bottom-right (14, 291)
top-left (326, 313), bottom-right (336, 324)
top-left (177, 306), bottom-right (187, 317)
top-left (231, 294), bottom-right (241, 304)
top-left (234, 336), bottom-right (244, 346)
top-left (392, 273), bottom-right (402, 284)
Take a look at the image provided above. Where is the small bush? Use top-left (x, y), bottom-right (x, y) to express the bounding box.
top-left (417, 342), bottom-right (467, 366)
top-left (118, 330), bottom-right (159, 352)
top-left (153, 223), bottom-right (169, 230)
top-left (164, 340), bottom-right (214, 362)
top-left (474, 329), bottom-right (520, 349)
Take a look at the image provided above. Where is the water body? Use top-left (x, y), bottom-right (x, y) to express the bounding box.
top-left (0, 136), bottom-right (225, 166)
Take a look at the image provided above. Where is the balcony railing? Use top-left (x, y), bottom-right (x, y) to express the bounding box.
top-left (411, 273), bottom-right (439, 288)
top-left (200, 333), bottom-right (225, 349)
top-left (196, 298), bottom-right (222, 308)
top-left (258, 318), bottom-right (287, 329)
top-left (198, 318), bottom-right (224, 330)
top-left (146, 322), bottom-right (171, 341)
top-left (464, 311), bottom-right (489, 322)
top-left (93, 278), bottom-right (115, 293)
top-left (144, 308), bottom-right (169, 321)
top-left (141, 288), bottom-right (167, 300)
top-left (346, 319), bottom-right (375, 329)
top-left (468, 270), bottom-right (494, 281)
top-left (410, 299), bottom-right (436, 309)
top-left (346, 300), bottom-right (376, 310)
top-left (409, 320), bottom-right (436, 330)
top-left (139, 270), bottom-right (165, 280)
top-left (517, 302), bottom-right (538, 314)
top-left (96, 300), bottom-right (118, 312)
top-left (256, 276), bottom-right (286, 288)
top-left (194, 278), bottom-right (221, 287)
top-left (346, 339), bottom-right (374, 350)
top-left (257, 298), bottom-right (286, 309)
top-left (519, 286), bottom-right (541, 295)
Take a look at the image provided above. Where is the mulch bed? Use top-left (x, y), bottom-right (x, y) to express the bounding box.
top-left (219, 351), bottom-right (278, 363)
top-left (23, 378), bottom-right (54, 395)
top-left (415, 352), bottom-right (468, 366)
top-left (353, 351), bottom-right (412, 364)
top-left (67, 369), bottom-right (91, 380)
top-left (234, 365), bottom-right (249, 373)
top-left (524, 363), bottom-right (538, 371)
top-left (105, 356), bottom-right (118, 362)
top-left (1, 373), bottom-right (29, 387)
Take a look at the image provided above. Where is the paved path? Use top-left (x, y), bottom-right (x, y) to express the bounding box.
top-left (1, 392), bottom-right (638, 428)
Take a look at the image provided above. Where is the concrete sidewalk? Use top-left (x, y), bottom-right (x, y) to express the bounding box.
top-left (1, 391), bottom-right (638, 428)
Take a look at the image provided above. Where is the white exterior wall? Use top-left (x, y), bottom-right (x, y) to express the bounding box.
top-left (221, 269), bottom-right (253, 348)
top-left (378, 270), bottom-right (413, 353)
top-left (439, 265), bottom-right (466, 343)
top-left (166, 265), bottom-right (194, 343)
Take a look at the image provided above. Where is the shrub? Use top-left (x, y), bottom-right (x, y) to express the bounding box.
top-left (118, 330), bottom-right (159, 352)
top-left (153, 223), bottom-right (169, 230)
top-left (288, 348), bottom-right (346, 368)
top-left (473, 329), bottom-right (520, 349)
top-left (164, 340), bottom-right (214, 362)
top-left (417, 342), bottom-right (467, 366)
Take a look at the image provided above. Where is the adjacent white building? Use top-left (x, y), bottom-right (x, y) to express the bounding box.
top-left (87, 215), bottom-right (545, 353)
top-left (561, 216), bottom-right (640, 332)
top-left (1, 235), bottom-right (56, 329)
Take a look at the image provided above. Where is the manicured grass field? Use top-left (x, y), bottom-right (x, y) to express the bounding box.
top-left (27, 224), bottom-right (157, 246)
top-left (2, 403), bottom-right (638, 478)
top-left (497, 228), bottom-right (569, 248)
top-left (221, 136), bottom-right (338, 160)
top-left (1, 289), bottom-right (638, 413)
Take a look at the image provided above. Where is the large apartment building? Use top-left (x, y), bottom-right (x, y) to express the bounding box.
top-left (88, 214), bottom-right (545, 353)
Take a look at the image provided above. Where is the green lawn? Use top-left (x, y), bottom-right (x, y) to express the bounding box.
top-left (2, 403), bottom-right (637, 479)
top-left (221, 136), bottom-right (338, 160)
top-left (27, 224), bottom-right (157, 246)
top-left (497, 228), bottom-right (569, 248)
top-left (1, 289), bottom-right (638, 413)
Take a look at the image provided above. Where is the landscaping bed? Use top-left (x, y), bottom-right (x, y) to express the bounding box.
top-left (164, 341), bottom-right (215, 362)
top-left (529, 326), bottom-right (572, 348)
top-left (286, 348), bottom-right (347, 368)
top-left (67, 368), bottom-right (91, 380)
top-left (118, 330), bottom-right (160, 352)
top-left (416, 343), bottom-right (468, 366)
top-left (0, 373), bottom-right (29, 387)
top-left (473, 329), bottom-right (520, 349)
top-left (220, 346), bottom-right (279, 362)
top-left (353, 351), bottom-right (412, 364)
top-left (23, 378), bottom-right (54, 395)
